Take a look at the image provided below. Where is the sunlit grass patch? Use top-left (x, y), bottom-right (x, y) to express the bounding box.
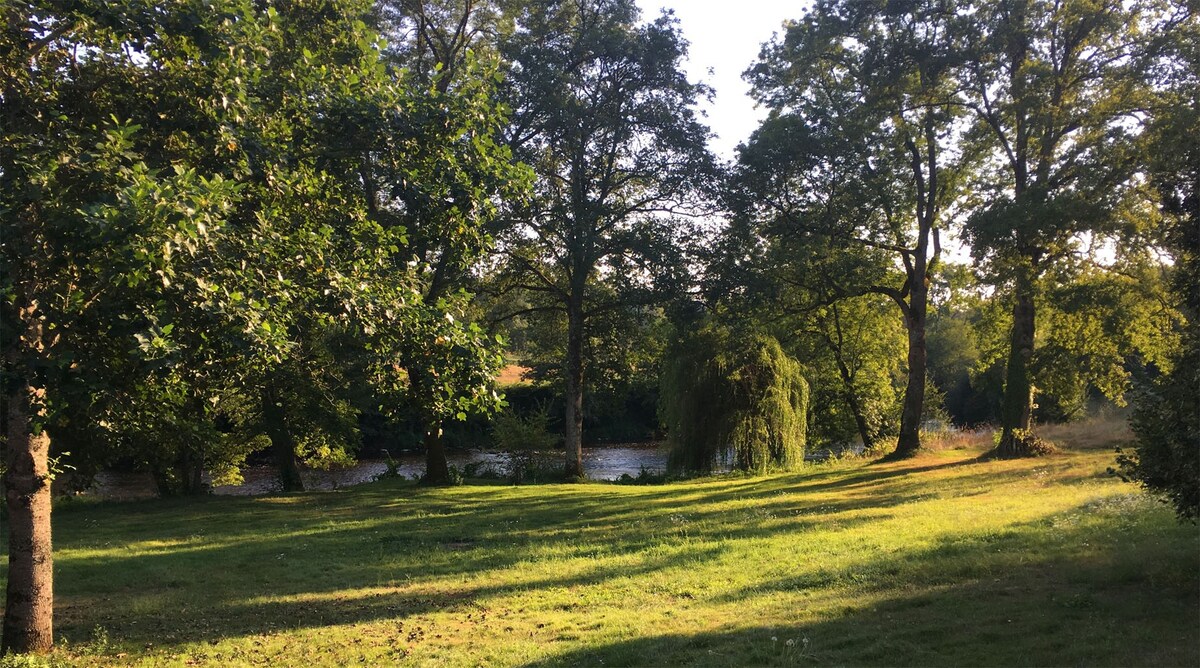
top-left (4, 417), bottom-right (1197, 666)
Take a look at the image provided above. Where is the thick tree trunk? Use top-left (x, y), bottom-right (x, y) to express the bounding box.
top-left (997, 286), bottom-right (1037, 457)
top-left (563, 299), bottom-right (585, 480)
top-left (422, 421), bottom-right (451, 485)
top-left (261, 385), bottom-right (304, 492)
top-left (3, 381), bottom-right (54, 655)
top-left (893, 278), bottom-right (928, 459)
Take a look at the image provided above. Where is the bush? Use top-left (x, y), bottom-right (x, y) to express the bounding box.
top-left (492, 406), bottom-right (560, 483)
top-left (492, 405), bottom-right (557, 452)
top-left (613, 466), bottom-right (670, 485)
top-left (1116, 344), bottom-right (1200, 521)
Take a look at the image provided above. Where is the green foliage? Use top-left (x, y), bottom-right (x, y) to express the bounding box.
top-left (0, 654), bottom-right (56, 668)
top-left (791, 298), bottom-right (906, 449)
top-left (1118, 19), bottom-right (1200, 521)
top-left (927, 301), bottom-right (996, 426)
top-left (492, 405), bottom-right (561, 483)
top-left (1119, 344), bottom-right (1200, 520)
top-left (1034, 267), bottom-right (1181, 420)
top-left (1, 0), bottom-right (520, 488)
top-left (492, 406), bottom-right (557, 453)
top-left (958, 0), bottom-right (1173, 443)
top-left (730, 0), bottom-right (973, 457)
top-left (662, 327), bottom-right (808, 474)
top-left (491, 0), bottom-right (716, 464)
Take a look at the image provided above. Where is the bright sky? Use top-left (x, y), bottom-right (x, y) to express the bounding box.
top-left (634, 0), bottom-right (809, 160)
top-left (636, 1), bottom-right (978, 263)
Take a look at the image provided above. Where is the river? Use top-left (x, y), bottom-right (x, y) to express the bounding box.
top-left (79, 441), bottom-right (864, 500)
top-left (82, 443), bottom-right (674, 500)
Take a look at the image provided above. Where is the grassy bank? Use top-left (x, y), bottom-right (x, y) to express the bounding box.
top-left (5, 418), bottom-right (1198, 666)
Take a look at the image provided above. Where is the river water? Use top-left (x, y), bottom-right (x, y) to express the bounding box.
top-left (84, 444), bottom-right (674, 500)
top-left (81, 441), bottom-right (864, 500)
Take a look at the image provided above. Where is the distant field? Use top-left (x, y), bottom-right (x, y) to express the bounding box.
top-left (5, 417), bottom-right (1198, 666)
top-left (497, 364), bottom-right (532, 387)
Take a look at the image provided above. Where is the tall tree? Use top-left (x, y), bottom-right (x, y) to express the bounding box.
top-left (739, 0), bottom-right (968, 458)
top-left (369, 0), bottom-right (526, 484)
top-left (705, 222), bottom-right (907, 450)
top-left (957, 0), bottom-right (1170, 456)
top-left (495, 0), bottom-right (715, 478)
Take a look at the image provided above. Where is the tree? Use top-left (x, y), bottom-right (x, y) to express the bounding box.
top-left (495, 0), bottom-right (715, 478)
top-left (926, 264), bottom-right (1002, 426)
top-left (1, 0), bottom-right (508, 652)
top-left (704, 228), bottom-right (906, 450)
top-left (661, 325), bottom-right (808, 474)
top-left (1117, 5), bottom-right (1199, 519)
top-left (738, 0), bottom-right (968, 458)
top-left (795, 297), bottom-right (907, 450)
top-left (1033, 264), bottom-right (1179, 420)
top-left (368, 0), bottom-right (527, 484)
top-left (957, 0), bottom-right (1170, 456)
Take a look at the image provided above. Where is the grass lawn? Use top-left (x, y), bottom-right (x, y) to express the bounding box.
top-left (4, 418), bottom-right (1198, 666)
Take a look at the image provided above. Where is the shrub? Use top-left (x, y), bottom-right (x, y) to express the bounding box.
top-left (1116, 345), bottom-right (1200, 521)
top-left (492, 406), bottom-right (559, 483)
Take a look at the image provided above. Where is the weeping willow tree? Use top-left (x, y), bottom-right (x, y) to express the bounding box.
top-left (661, 327), bottom-right (809, 474)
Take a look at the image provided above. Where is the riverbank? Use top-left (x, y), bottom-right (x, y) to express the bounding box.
top-left (12, 419), bottom-right (1199, 666)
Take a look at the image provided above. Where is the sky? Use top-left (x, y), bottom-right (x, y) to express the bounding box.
top-left (633, 0), bottom-right (808, 159)
top-left (636, 1), bottom-right (978, 262)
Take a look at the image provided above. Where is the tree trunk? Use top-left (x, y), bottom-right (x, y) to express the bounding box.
top-left (2, 381), bottom-right (54, 655)
top-left (828, 335), bottom-right (875, 450)
top-left (563, 299), bottom-right (585, 480)
top-left (845, 388), bottom-right (875, 452)
top-left (261, 385), bottom-right (304, 492)
top-left (832, 353), bottom-right (875, 450)
top-left (893, 278), bottom-right (928, 459)
top-left (175, 447), bottom-right (207, 496)
top-left (422, 420), bottom-right (451, 485)
top-left (408, 366), bottom-right (451, 485)
top-left (997, 285), bottom-right (1037, 457)
top-left (888, 249), bottom-right (931, 458)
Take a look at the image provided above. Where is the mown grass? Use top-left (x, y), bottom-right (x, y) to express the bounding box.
top-left (3, 417), bottom-right (1198, 666)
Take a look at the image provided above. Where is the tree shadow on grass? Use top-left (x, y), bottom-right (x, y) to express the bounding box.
top-left (43, 473), bottom-right (889, 648)
top-left (29, 449), bottom-right (1181, 660)
top-left (55, 541), bottom-right (733, 649)
top-left (526, 502), bottom-right (1200, 667)
top-left (38, 485), bottom-right (919, 653)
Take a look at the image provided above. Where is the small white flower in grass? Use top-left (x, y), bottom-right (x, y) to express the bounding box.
top-left (771, 636), bottom-right (778, 642)
top-left (786, 639), bottom-right (795, 647)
